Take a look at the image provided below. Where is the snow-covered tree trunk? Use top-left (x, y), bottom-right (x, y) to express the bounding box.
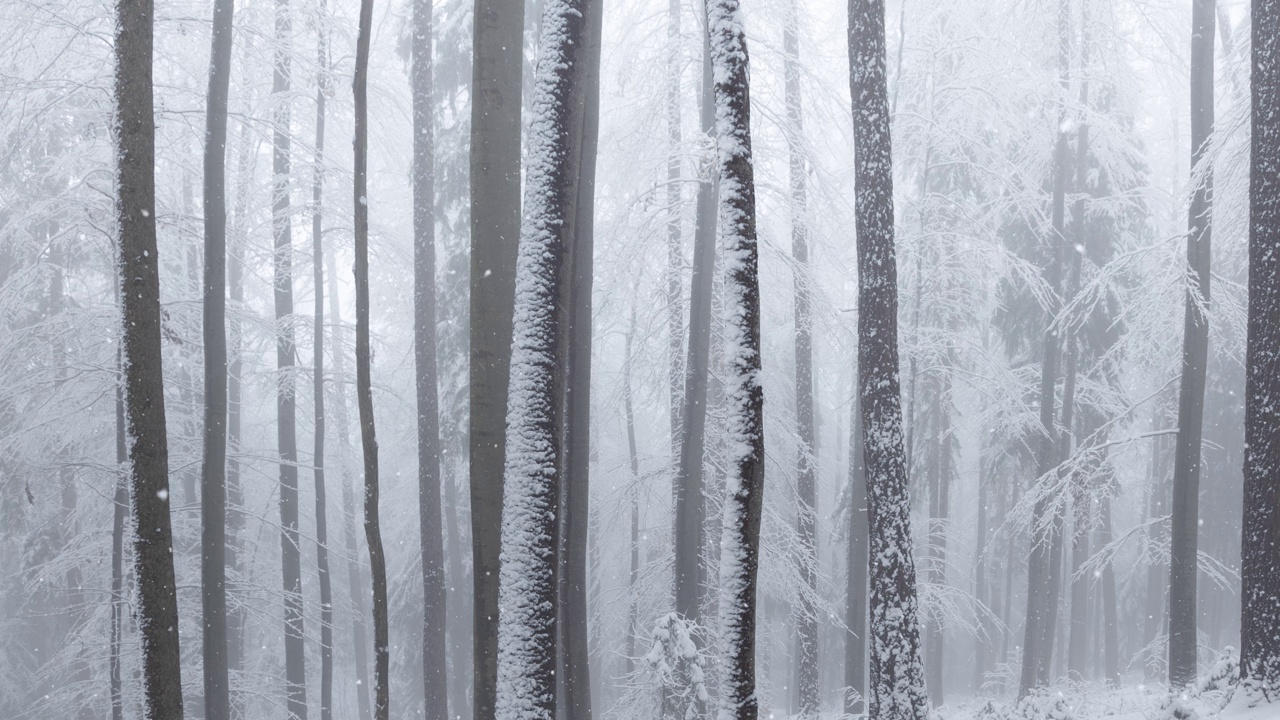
top-left (1168, 0), bottom-right (1215, 690)
top-left (706, 1), bottom-right (765, 718)
top-left (114, 0), bottom-right (186, 708)
top-left (494, 0), bottom-right (592, 717)
top-left (847, 0), bottom-right (930, 716)
top-left (666, 0), bottom-right (684, 461)
top-left (111, 361), bottom-right (127, 720)
top-left (1242, 0), bottom-right (1280, 699)
top-left (845, 361), bottom-right (868, 716)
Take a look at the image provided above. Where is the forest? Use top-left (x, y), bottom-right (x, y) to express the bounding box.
top-left (2, 0), bottom-right (1280, 717)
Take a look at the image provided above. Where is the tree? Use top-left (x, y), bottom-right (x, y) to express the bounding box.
top-left (412, 0), bottom-right (449, 714)
top-left (1168, 0), bottom-right (1215, 690)
top-left (494, 1), bottom-right (593, 717)
top-left (665, 0), bottom-right (683, 462)
top-left (845, 363), bottom-right (868, 715)
top-left (200, 0), bottom-right (235, 712)
top-left (1241, 0), bottom-right (1280, 699)
top-left (706, 1), bottom-right (765, 718)
top-left (848, 0), bottom-right (930, 715)
top-left (111, 359), bottom-right (127, 720)
top-left (470, 0), bottom-right (524, 711)
top-left (114, 0), bottom-right (186, 708)
top-left (354, 0), bottom-right (390, 712)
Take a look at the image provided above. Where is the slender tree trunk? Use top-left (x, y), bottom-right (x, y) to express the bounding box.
top-left (784, 3), bottom-right (817, 716)
top-left (470, 0), bottom-right (524, 712)
top-left (311, 13), bottom-right (335, 719)
top-left (494, 2), bottom-right (592, 718)
top-left (848, 0), bottom-right (930, 715)
top-left (1099, 493), bottom-right (1120, 685)
top-left (974, 441), bottom-right (988, 694)
top-left (1168, 0), bottom-right (1215, 689)
top-left (844, 362), bottom-right (868, 716)
top-left (926, 377), bottom-right (953, 706)
top-left (412, 0), bottom-right (449, 715)
top-left (114, 0), bottom-right (185, 707)
top-left (1242, 0), bottom-right (1280, 696)
top-left (624, 303), bottom-right (640, 681)
top-left (200, 0), bottom-right (234, 712)
top-left (111, 358), bottom-right (127, 720)
top-left (561, 0), bottom-right (602, 715)
top-left (665, 0), bottom-right (683, 460)
top-left (674, 0), bottom-right (717, 629)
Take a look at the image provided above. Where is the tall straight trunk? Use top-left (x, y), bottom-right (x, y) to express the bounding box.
top-left (114, 0), bottom-right (186, 708)
top-left (561, 0), bottom-right (602, 716)
top-left (412, 0), bottom-right (449, 715)
top-left (844, 363), bottom-right (867, 716)
top-left (311, 13), bottom-right (335, 719)
top-left (706, 2), bottom-right (765, 718)
top-left (665, 0), bottom-right (683, 460)
top-left (1242, 0), bottom-right (1280, 696)
top-left (328, 250), bottom-right (374, 720)
top-left (271, 0), bottom-right (307, 712)
top-left (1019, 0), bottom-right (1071, 697)
top-left (624, 304), bottom-right (640, 680)
top-left (974, 443), bottom-right (988, 693)
top-left (1168, 0), bottom-right (1215, 689)
top-left (494, 2), bottom-right (592, 718)
top-left (354, 0), bottom-right (390, 713)
top-left (1099, 493), bottom-right (1120, 685)
top-left (111, 358), bottom-right (127, 720)
top-left (1143, 418), bottom-right (1169, 669)
top-left (227, 110), bottom-right (252, 688)
top-left (673, 0), bottom-right (717, 627)
top-left (469, 0), bottom-right (524, 712)
top-left (848, 0), bottom-right (930, 716)
top-left (200, 0), bottom-right (234, 712)
top-left (784, 3), bottom-right (817, 716)
top-left (926, 379), bottom-right (953, 706)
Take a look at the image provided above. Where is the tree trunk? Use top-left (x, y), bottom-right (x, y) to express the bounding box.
top-left (470, 0), bottom-right (524, 712)
top-left (114, 0), bottom-right (186, 707)
top-left (200, 0), bottom-right (234, 712)
top-left (561, 0), bottom-right (602, 715)
top-left (1242, 0), bottom-right (1280, 696)
top-left (974, 440), bottom-right (988, 694)
top-left (624, 303), bottom-right (641, 681)
top-left (354, 0), bottom-right (390, 713)
top-left (311, 13), bottom-right (335, 719)
top-left (665, 0), bottom-right (683, 461)
top-left (1099, 494), bottom-right (1120, 685)
top-left (412, 0), bottom-right (449, 715)
top-left (844, 362), bottom-right (868, 716)
top-left (784, 3), bottom-right (817, 716)
top-left (706, 2), bottom-right (765, 718)
top-left (494, 2), bottom-right (592, 718)
top-left (111, 358), bottom-right (127, 720)
top-left (848, 0), bottom-right (930, 715)
top-left (1168, 0), bottom-right (1214, 690)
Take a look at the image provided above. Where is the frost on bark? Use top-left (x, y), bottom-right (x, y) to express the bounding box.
top-left (1242, 0), bottom-right (1280, 699)
top-left (847, 0), bottom-right (930, 716)
top-left (1168, 0), bottom-right (1215, 690)
top-left (494, 0), bottom-right (592, 718)
top-left (114, 0), bottom-right (186, 709)
top-left (706, 1), bottom-right (766, 719)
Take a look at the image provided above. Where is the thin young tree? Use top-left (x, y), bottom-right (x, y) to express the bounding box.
top-left (470, 0), bottom-right (524, 712)
top-left (706, 0), bottom-right (766, 718)
top-left (114, 0), bottom-right (185, 708)
top-left (412, 0), bottom-right (449, 714)
top-left (354, 0), bottom-right (390, 713)
top-left (200, 0), bottom-right (235, 712)
top-left (494, 0), bottom-right (593, 718)
top-left (848, 0), bottom-right (930, 715)
top-left (665, 0), bottom-right (683, 461)
top-left (845, 361), bottom-right (867, 715)
top-left (1242, 0), bottom-right (1280, 700)
top-left (111, 358), bottom-right (127, 720)
top-left (1168, 0), bottom-right (1215, 690)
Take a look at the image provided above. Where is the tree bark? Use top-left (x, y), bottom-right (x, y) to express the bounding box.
top-left (470, 0), bottom-right (524, 712)
top-left (1168, 0), bottom-right (1215, 689)
top-left (354, 0), bottom-right (390, 713)
top-left (1242, 0), bottom-right (1280, 696)
top-left (114, 0), bottom-right (186, 707)
top-left (200, 0), bottom-right (234, 712)
top-left (848, 0), bottom-right (930, 715)
top-left (844, 361), bottom-right (868, 716)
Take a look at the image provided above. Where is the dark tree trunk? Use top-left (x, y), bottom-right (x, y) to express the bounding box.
top-left (469, 0), bottom-right (524, 712)
top-left (848, 0), bottom-right (930, 715)
top-left (114, 0), bottom-right (186, 708)
top-left (1168, 0), bottom-right (1215, 689)
top-left (844, 362), bottom-right (868, 716)
top-left (665, 0), bottom-right (683, 460)
top-left (111, 358), bottom-right (127, 720)
top-left (311, 13), bottom-right (334, 719)
top-left (784, 3), bottom-right (817, 716)
top-left (561, 0), bottom-right (602, 716)
top-left (673, 0), bottom-right (717, 628)
top-left (412, 0), bottom-right (449, 715)
top-left (200, 0), bottom-right (234, 712)
top-left (494, 1), bottom-right (593, 717)
top-left (706, 2), bottom-right (765, 718)
top-left (354, 0), bottom-right (390, 713)
top-left (1242, 0), bottom-right (1280, 696)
